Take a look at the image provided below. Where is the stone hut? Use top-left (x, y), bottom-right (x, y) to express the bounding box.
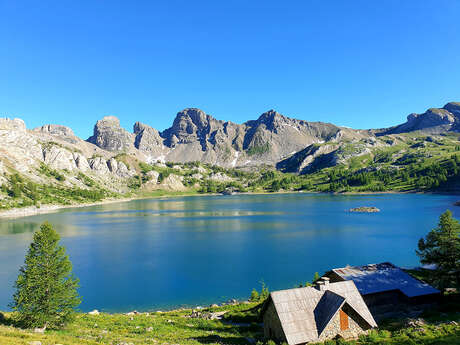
top-left (261, 279), bottom-right (377, 345)
top-left (322, 262), bottom-right (440, 320)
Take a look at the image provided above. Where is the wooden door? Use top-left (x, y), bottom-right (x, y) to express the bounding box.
top-left (340, 309), bottom-right (349, 330)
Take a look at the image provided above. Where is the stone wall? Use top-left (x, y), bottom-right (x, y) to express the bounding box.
top-left (318, 307), bottom-right (370, 341)
top-left (263, 301), bottom-right (287, 343)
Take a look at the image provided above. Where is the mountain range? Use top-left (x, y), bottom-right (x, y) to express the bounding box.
top-left (0, 101), bottom-right (459, 208)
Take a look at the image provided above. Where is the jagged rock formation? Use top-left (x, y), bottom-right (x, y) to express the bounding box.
top-left (87, 116), bottom-right (135, 152)
top-left (34, 124), bottom-right (78, 144)
top-left (87, 108), bottom-right (367, 167)
top-left (0, 117), bottom-right (138, 195)
top-left (0, 100), bottom-right (459, 192)
top-left (160, 108), bottom-right (244, 166)
top-left (133, 122), bottom-right (165, 159)
top-left (277, 144), bottom-right (338, 174)
top-left (377, 102), bottom-right (460, 135)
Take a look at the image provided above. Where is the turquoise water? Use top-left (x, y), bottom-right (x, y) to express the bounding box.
top-left (0, 193), bottom-right (459, 312)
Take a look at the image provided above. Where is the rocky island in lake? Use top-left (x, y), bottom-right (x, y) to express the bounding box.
top-left (349, 206), bottom-right (381, 213)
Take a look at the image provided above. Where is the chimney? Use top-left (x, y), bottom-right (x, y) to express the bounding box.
top-left (317, 280), bottom-right (325, 291)
top-left (317, 277), bottom-right (330, 291)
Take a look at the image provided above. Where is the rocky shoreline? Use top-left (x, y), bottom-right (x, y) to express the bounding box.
top-left (2, 191), bottom-right (457, 220)
top-left (0, 197), bottom-right (137, 219)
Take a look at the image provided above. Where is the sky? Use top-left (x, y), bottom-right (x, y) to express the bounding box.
top-left (1, 0), bottom-right (460, 139)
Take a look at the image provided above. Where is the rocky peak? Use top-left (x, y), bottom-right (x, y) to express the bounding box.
top-left (87, 116), bottom-right (134, 152)
top-left (256, 109), bottom-right (284, 125)
top-left (169, 108), bottom-right (213, 134)
top-left (34, 124), bottom-right (78, 144)
top-left (258, 109), bottom-right (281, 121)
top-left (178, 108), bottom-right (209, 129)
top-left (133, 122), bottom-right (164, 153)
top-left (162, 108), bottom-right (221, 149)
top-left (443, 102), bottom-right (460, 116)
top-left (35, 124), bottom-right (75, 136)
top-left (0, 118), bottom-right (26, 132)
top-left (380, 102), bottom-right (460, 135)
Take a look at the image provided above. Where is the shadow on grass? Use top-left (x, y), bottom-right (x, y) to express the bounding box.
top-left (190, 334), bottom-right (252, 344)
top-left (0, 312), bottom-right (17, 327)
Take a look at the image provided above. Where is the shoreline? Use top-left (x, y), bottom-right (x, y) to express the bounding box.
top-left (1, 189), bottom-right (459, 220)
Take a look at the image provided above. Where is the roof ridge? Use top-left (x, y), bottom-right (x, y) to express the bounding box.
top-left (315, 290), bottom-right (346, 336)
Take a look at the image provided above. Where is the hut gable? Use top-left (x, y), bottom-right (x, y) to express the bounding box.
top-left (262, 280), bottom-right (377, 345)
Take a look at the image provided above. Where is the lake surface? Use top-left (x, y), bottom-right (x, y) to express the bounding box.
top-left (1, 193), bottom-right (459, 312)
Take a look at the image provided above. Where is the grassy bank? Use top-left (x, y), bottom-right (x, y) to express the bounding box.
top-left (1, 294), bottom-right (460, 345)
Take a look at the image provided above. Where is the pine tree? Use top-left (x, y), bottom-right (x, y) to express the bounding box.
top-left (313, 272), bottom-right (320, 282)
top-left (417, 210), bottom-right (460, 289)
top-left (249, 288), bottom-right (259, 302)
top-left (11, 222), bottom-right (81, 329)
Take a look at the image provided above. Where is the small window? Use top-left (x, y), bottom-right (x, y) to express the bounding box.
top-left (340, 309), bottom-right (349, 330)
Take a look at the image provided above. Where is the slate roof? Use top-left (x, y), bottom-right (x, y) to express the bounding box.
top-left (331, 262), bottom-right (440, 298)
top-left (266, 280), bottom-right (377, 345)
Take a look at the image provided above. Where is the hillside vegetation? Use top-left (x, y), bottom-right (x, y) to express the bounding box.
top-left (1, 132), bottom-right (459, 212)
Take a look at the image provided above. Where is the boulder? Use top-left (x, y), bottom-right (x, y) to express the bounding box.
top-left (42, 145), bottom-right (77, 171)
top-left (73, 152), bottom-right (91, 171)
top-left (159, 174), bottom-right (186, 191)
top-left (88, 157), bottom-right (109, 174)
top-left (209, 172), bottom-right (233, 182)
top-left (34, 326), bottom-right (46, 333)
top-left (146, 170), bottom-right (160, 184)
top-left (107, 158), bottom-right (134, 178)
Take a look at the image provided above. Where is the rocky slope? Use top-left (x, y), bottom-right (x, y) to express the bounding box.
top-left (0, 117), bottom-right (137, 195)
top-left (376, 102), bottom-right (460, 135)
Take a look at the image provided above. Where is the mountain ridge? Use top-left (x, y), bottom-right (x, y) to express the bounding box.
top-left (0, 101), bottom-right (459, 212)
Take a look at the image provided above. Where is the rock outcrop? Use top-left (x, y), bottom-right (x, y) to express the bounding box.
top-left (0, 118), bottom-right (26, 132)
top-left (87, 116), bottom-right (135, 152)
top-left (133, 122), bottom-right (165, 159)
top-left (107, 158), bottom-right (135, 178)
top-left (34, 124), bottom-right (78, 144)
top-left (277, 144), bottom-right (338, 174)
top-left (377, 102), bottom-right (460, 135)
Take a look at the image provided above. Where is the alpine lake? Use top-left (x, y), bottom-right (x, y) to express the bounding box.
top-left (1, 193), bottom-right (459, 312)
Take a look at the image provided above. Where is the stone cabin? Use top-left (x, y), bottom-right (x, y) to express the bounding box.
top-left (261, 279), bottom-right (377, 345)
top-left (322, 262), bottom-right (441, 320)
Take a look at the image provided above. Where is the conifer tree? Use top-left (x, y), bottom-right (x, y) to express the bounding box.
top-left (11, 222), bottom-right (81, 329)
top-left (417, 210), bottom-right (460, 289)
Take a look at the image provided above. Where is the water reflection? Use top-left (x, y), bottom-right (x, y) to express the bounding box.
top-left (0, 193), bottom-right (459, 312)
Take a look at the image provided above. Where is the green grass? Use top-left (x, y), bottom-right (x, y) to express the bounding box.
top-left (0, 303), bottom-right (264, 345)
top-left (1, 295), bottom-right (459, 345)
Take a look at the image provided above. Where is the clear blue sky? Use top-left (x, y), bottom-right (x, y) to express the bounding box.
top-left (1, 0), bottom-right (460, 139)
